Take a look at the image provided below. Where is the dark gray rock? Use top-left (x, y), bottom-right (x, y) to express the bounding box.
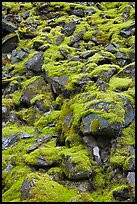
top-left (113, 188), bottom-right (130, 201)
top-left (16, 51), bottom-right (28, 61)
top-left (64, 112), bottom-right (73, 128)
top-left (2, 18), bottom-right (17, 33)
top-left (2, 34), bottom-right (19, 53)
top-left (27, 134), bottom-right (57, 153)
top-left (62, 22), bottom-right (76, 36)
top-left (62, 155), bottom-right (92, 180)
top-left (86, 8), bottom-right (96, 16)
top-left (20, 132), bottom-right (34, 139)
top-left (2, 134), bottom-right (20, 150)
top-left (72, 8), bottom-right (85, 17)
top-left (127, 158), bottom-right (135, 171)
top-left (45, 73), bottom-right (70, 98)
top-left (20, 179), bottom-right (34, 199)
top-left (9, 113), bottom-right (17, 123)
top-left (116, 51), bottom-right (128, 59)
top-left (54, 35), bottom-right (64, 45)
top-left (127, 172), bottom-right (135, 184)
top-left (59, 49), bottom-right (68, 59)
top-left (106, 44), bottom-right (116, 53)
top-left (97, 57), bottom-right (112, 66)
top-left (39, 45), bottom-right (50, 52)
top-left (91, 37), bottom-right (102, 45)
top-left (123, 100), bottom-right (135, 127)
top-left (117, 63), bottom-right (135, 79)
top-left (37, 156), bottom-right (54, 167)
top-left (22, 11), bottom-right (30, 20)
top-left (120, 22), bottom-right (135, 38)
top-left (68, 31), bottom-right (83, 46)
top-left (45, 36), bottom-right (52, 44)
top-left (25, 51), bottom-right (44, 72)
top-left (33, 41), bottom-right (43, 50)
top-left (80, 50), bottom-right (96, 59)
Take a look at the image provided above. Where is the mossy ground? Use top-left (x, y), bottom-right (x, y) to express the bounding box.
top-left (2, 1), bottom-right (135, 202)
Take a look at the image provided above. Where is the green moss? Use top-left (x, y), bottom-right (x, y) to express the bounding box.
top-left (21, 76), bottom-right (41, 89)
top-left (11, 90), bottom-right (22, 106)
top-left (2, 124), bottom-right (35, 138)
top-left (120, 120), bottom-right (135, 146)
top-left (2, 166), bottom-right (31, 202)
top-left (23, 172), bottom-right (77, 202)
top-left (90, 118), bottom-right (101, 133)
top-left (25, 146), bottom-right (63, 166)
top-left (34, 110), bottom-right (60, 129)
top-left (110, 155), bottom-right (126, 167)
top-left (123, 154), bottom-right (135, 171)
top-left (109, 76), bottom-right (133, 91)
top-left (71, 192), bottom-right (94, 202)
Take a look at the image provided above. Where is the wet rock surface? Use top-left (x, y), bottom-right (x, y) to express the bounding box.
top-left (2, 2), bottom-right (135, 203)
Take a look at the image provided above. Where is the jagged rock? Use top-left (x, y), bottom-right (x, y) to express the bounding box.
top-left (25, 51), bottom-right (44, 73)
top-left (80, 50), bottom-right (96, 59)
top-left (62, 21), bottom-right (76, 36)
top-left (120, 22), bottom-right (135, 37)
top-left (93, 146), bottom-right (102, 165)
top-left (106, 44), bottom-right (116, 53)
top-left (62, 154), bottom-right (92, 180)
top-left (33, 41), bottom-right (43, 50)
top-left (117, 63), bottom-right (135, 80)
top-left (113, 188), bottom-right (130, 201)
top-left (20, 132), bottom-right (34, 139)
top-left (127, 172), bottom-right (135, 184)
top-left (2, 134), bottom-right (20, 150)
top-left (20, 179), bottom-right (34, 200)
top-left (2, 34), bottom-right (19, 53)
top-left (54, 35), bottom-right (64, 45)
top-left (68, 31), bottom-right (83, 46)
top-left (86, 8), bottom-right (96, 16)
top-left (2, 18), bottom-right (17, 33)
top-left (45, 73), bottom-right (70, 98)
top-left (72, 8), bottom-right (85, 17)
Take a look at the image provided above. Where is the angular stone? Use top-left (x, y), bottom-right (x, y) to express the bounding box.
top-left (113, 188), bottom-right (130, 201)
top-left (25, 51), bottom-right (44, 72)
top-left (54, 35), bottom-right (64, 45)
top-left (123, 100), bottom-right (135, 127)
top-left (2, 134), bottom-right (20, 150)
top-left (21, 132), bottom-right (34, 139)
top-left (2, 34), bottom-right (19, 53)
top-left (116, 51), bottom-right (128, 59)
top-left (86, 8), bottom-right (96, 16)
top-left (62, 22), bottom-right (76, 36)
top-left (68, 31), bottom-right (83, 46)
top-left (2, 19), bottom-right (17, 33)
top-left (106, 44), bottom-right (116, 53)
top-left (72, 8), bottom-right (85, 17)
top-left (127, 172), bottom-right (135, 184)
top-left (20, 179), bottom-right (34, 199)
top-left (80, 50), bottom-right (96, 59)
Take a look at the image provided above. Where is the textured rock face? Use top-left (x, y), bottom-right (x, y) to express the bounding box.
top-left (2, 2), bottom-right (135, 203)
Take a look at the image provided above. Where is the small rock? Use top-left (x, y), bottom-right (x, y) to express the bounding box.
top-left (54, 35), bottom-right (64, 45)
top-left (25, 51), bottom-right (44, 72)
top-left (33, 41), bottom-right (43, 50)
top-left (62, 21), bottom-right (76, 36)
top-left (2, 34), bottom-right (19, 53)
top-left (68, 31), bottom-right (83, 46)
top-left (127, 172), bottom-right (135, 184)
top-left (106, 44), bottom-right (116, 53)
top-left (86, 8), bottom-right (96, 16)
top-left (2, 134), bottom-right (20, 150)
top-left (80, 50), bottom-right (96, 59)
top-left (16, 51), bottom-right (28, 61)
top-left (113, 188), bottom-right (130, 201)
top-left (2, 18), bottom-right (17, 33)
top-left (72, 8), bottom-right (85, 17)
top-left (20, 179), bottom-right (34, 199)
top-left (20, 132), bottom-right (34, 139)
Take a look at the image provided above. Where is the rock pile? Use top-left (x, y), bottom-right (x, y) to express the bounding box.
top-left (2, 2), bottom-right (135, 202)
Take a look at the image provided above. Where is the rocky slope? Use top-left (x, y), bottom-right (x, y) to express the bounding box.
top-left (2, 2), bottom-right (135, 202)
